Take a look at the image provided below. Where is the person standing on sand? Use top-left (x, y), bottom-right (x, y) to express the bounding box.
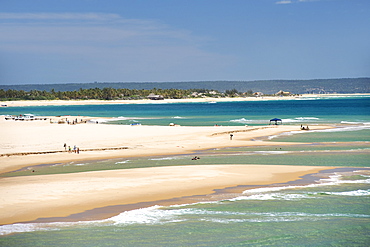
top-left (77, 147), bottom-right (80, 154)
top-left (63, 143), bottom-right (67, 151)
top-left (230, 134), bottom-right (234, 140)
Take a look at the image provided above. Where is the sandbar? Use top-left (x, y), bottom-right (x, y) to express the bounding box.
top-left (0, 164), bottom-right (330, 225)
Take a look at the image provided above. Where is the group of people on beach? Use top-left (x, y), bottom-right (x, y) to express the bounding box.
top-left (67, 118), bottom-right (86, 125)
top-left (51, 118), bottom-right (87, 125)
top-left (64, 143), bottom-right (80, 154)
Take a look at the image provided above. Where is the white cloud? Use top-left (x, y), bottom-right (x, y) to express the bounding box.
top-left (0, 12), bottom-right (121, 21)
top-left (0, 12), bottom-right (232, 83)
top-left (276, 0), bottom-right (292, 4)
top-left (276, 0), bottom-right (322, 4)
top-left (0, 12), bottom-right (203, 51)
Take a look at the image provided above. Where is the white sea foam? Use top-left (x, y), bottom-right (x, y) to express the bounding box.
top-left (321, 174), bottom-right (370, 185)
top-left (0, 220), bottom-right (97, 236)
top-left (311, 125), bottom-right (370, 133)
top-left (317, 189), bottom-right (370, 196)
top-left (341, 121), bottom-right (362, 124)
top-left (295, 117), bottom-right (320, 120)
top-left (281, 117), bottom-right (320, 123)
top-left (268, 125), bottom-right (370, 140)
top-left (297, 148), bottom-right (369, 153)
top-left (148, 156), bottom-right (182, 161)
top-left (231, 193), bottom-right (310, 201)
top-left (267, 131), bottom-right (300, 140)
top-left (253, 151), bottom-right (292, 155)
top-left (172, 116), bottom-right (184, 119)
top-left (229, 118), bottom-right (269, 124)
top-left (0, 223), bottom-right (57, 236)
top-left (0, 206), bottom-right (172, 235)
top-left (2, 184), bottom-right (369, 236)
top-left (106, 205), bottom-right (183, 225)
top-left (233, 173), bottom-right (370, 202)
top-left (229, 117), bottom-right (321, 124)
top-left (197, 211), bottom-right (370, 224)
top-left (108, 207), bottom-right (370, 226)
top-left (115, 160), bottom-right (130, 164)
top-left (96, 116), bottom-right (157, 123)
top-left (230, 118), bottom-right (252, 123)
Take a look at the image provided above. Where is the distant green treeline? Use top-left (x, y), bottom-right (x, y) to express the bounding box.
top-left (0, 78), bottom-right (370, 99)
top-left (0, 88), bottom-right (256, 101)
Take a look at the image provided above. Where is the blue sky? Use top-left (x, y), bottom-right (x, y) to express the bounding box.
top-left (0, 0), bottom-right (369, 84)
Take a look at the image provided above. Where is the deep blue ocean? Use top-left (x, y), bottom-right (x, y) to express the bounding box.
top-left (0, 96), bottom-right (369, 246)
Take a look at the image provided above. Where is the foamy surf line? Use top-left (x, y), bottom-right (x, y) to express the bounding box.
top-left (231, 175), bottom-right (370, 201)
top-left (230, 117), bottom-right (322, 124)
top-left (2, 200), bottom-right (370, 236)
top-left (1, 168), bottom-right (369, 236)
top-left (96, 116), bottom-right (159, 123)
top-left (267, 124), bottom-right (370, 140)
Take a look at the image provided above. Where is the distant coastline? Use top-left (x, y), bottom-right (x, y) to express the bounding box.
top-left (1, 93), bottom-right (369, 107)
top-left (1, 78), bottom-right (369, 95)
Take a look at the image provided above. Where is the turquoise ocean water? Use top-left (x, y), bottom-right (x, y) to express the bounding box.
top-left (0, 96), bottom-right (369, 246)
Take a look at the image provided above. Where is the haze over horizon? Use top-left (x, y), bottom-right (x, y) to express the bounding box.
top-left (1, 0), bottom-right (369, 85)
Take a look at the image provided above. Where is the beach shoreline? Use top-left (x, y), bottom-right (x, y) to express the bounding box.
top-left (0, 115), bottom-right (332, 173)
top-left (0, 164), bottom-right (332, 225)
top-left (28, 166), bottom-right (345, 225)
top-left (1, 93), bottom-right (369, 107)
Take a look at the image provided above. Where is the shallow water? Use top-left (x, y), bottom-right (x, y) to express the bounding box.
top-left (1, 97), bottom-right (369, 126)
top-left (2, 132), bottom-right (368, 177)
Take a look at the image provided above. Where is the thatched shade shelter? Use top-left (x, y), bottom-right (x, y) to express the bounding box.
top-left (269, 118), bottom-right (282, 125)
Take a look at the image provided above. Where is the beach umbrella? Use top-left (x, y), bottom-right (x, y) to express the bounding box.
top-left (269, 118), bottom-right (282, 125)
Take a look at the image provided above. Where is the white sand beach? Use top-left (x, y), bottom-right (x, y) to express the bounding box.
top-left (0, 111), bottom-right (334, 225)
top-left (0, 164), bottom-right (329, 225)
top-left (1, 93), bottom-right (368, 107)
top-left (0, 115), bottom-right (331, 173)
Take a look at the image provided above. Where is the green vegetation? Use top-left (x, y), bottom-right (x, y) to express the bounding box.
top-left (0, 87), bottom-right (255, 101)
top-left (0, 78), bottom-right (368, 100)
top-left (1, 78), bottom-right (369, 94)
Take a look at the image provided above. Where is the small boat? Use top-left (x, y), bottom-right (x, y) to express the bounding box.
top-left (5, 115), bottom-right (15, 120)
top-left (15, 114), bottom-right (35, 121)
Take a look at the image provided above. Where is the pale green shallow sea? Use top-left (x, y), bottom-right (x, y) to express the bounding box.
top-left (0, 97), bottom-right (369, 246)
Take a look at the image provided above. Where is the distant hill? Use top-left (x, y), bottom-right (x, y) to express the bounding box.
top-left (0, 78), bottom-right (369, 94)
